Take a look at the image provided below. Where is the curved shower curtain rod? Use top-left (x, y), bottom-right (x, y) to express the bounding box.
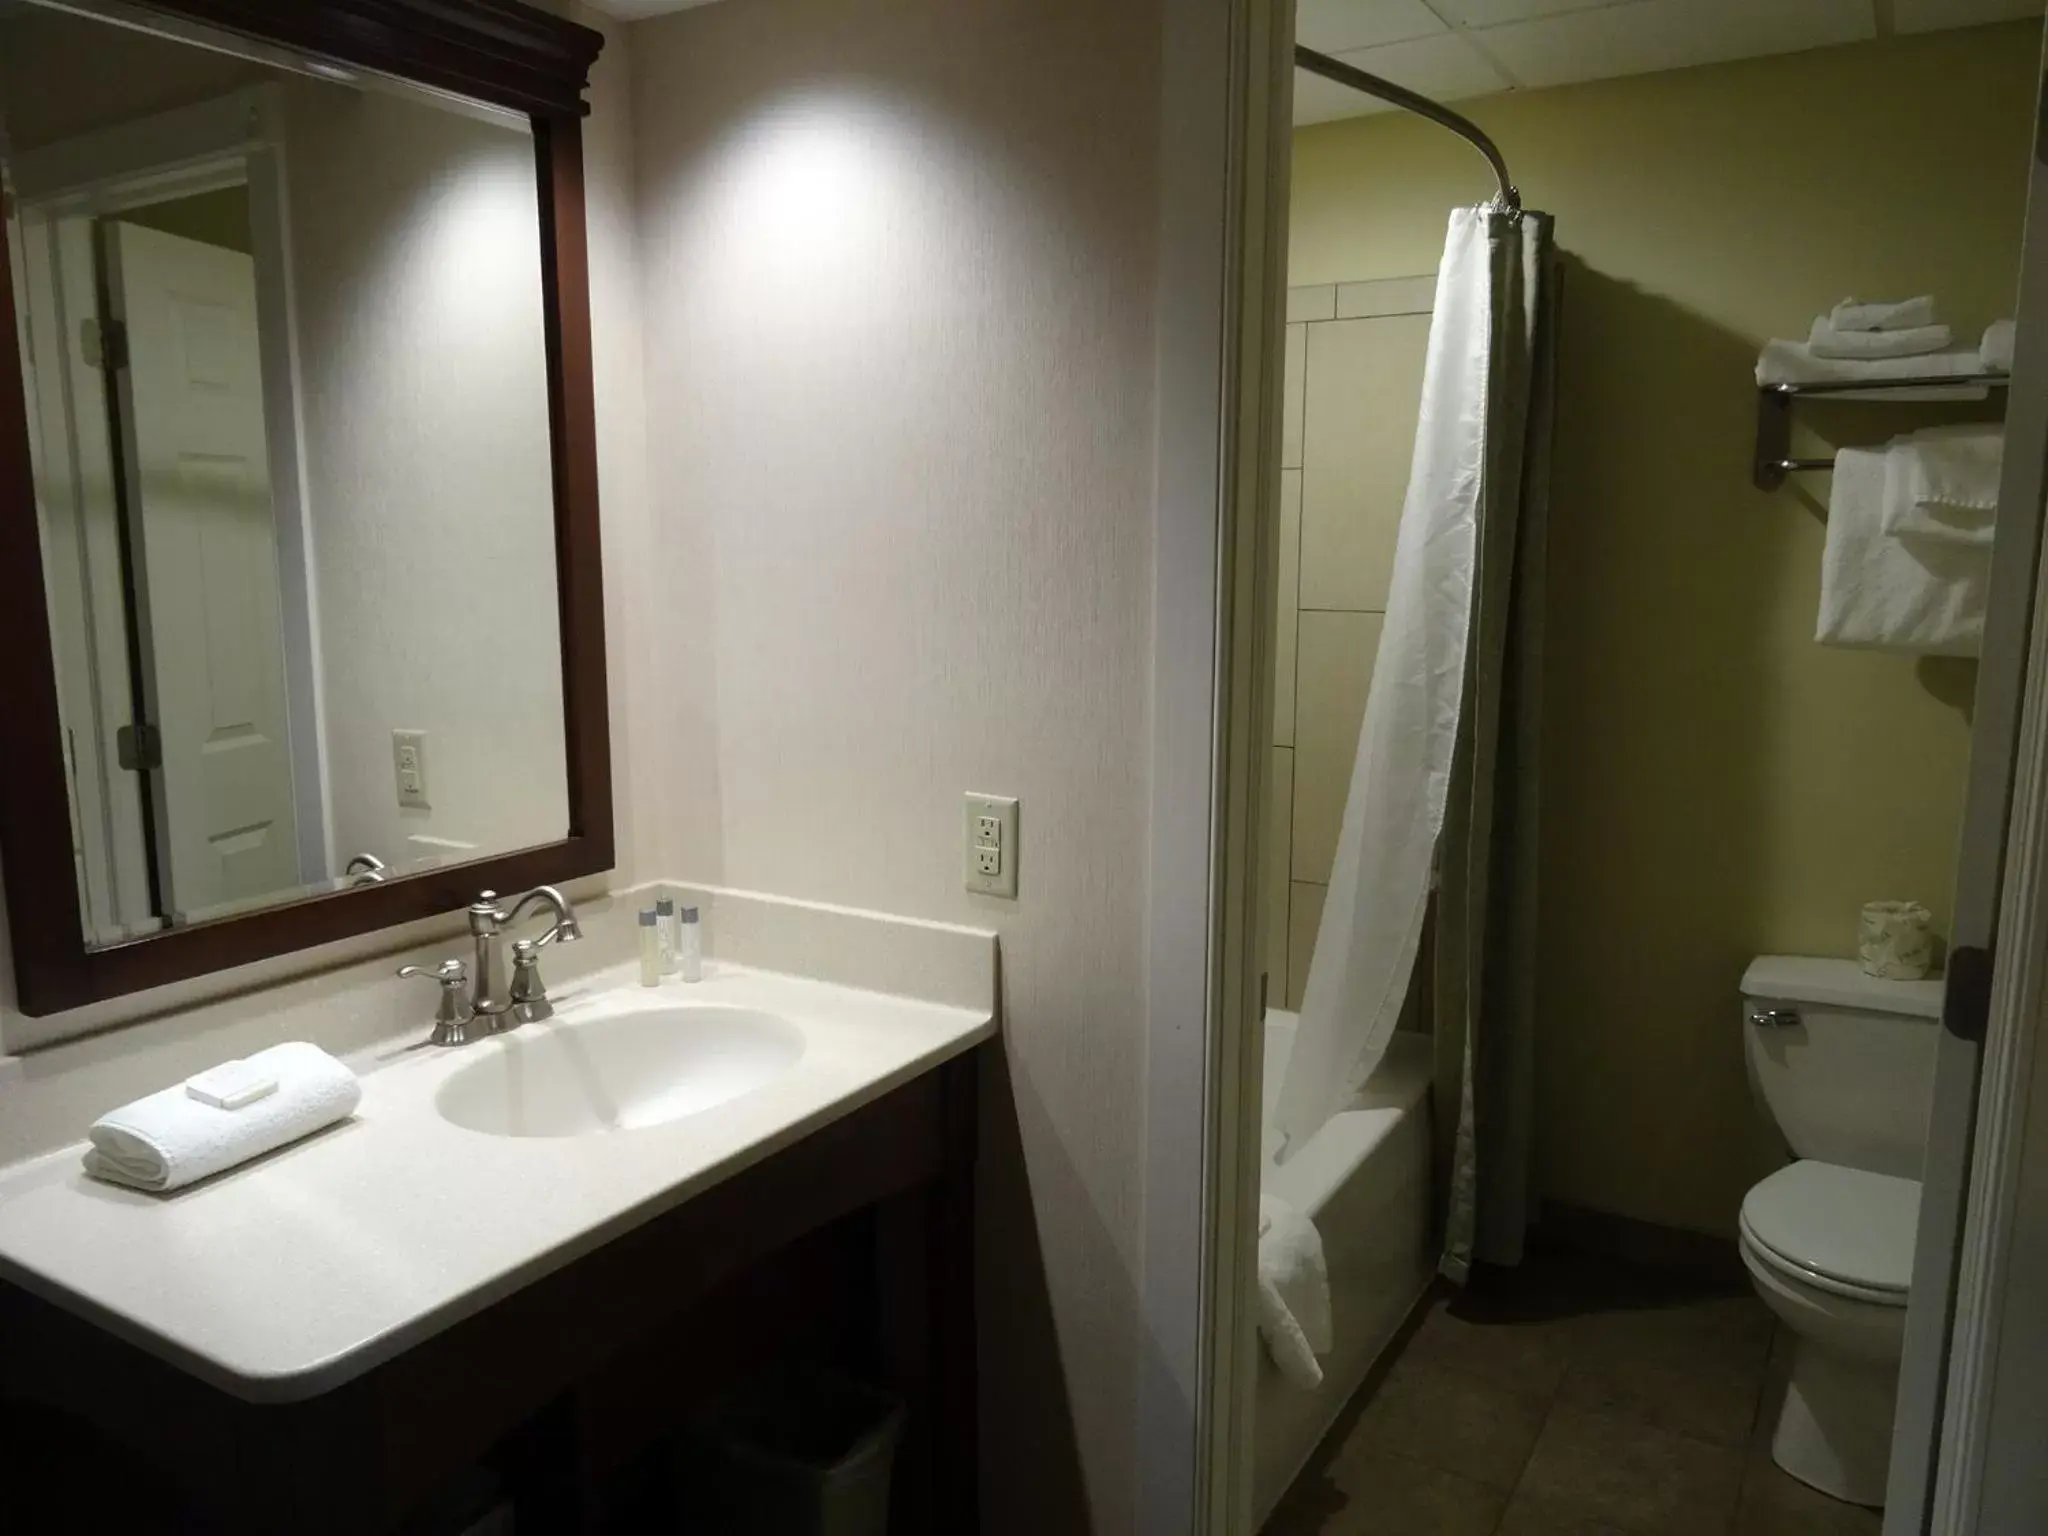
top-left (1295, 45), bottom-right (1521, 214)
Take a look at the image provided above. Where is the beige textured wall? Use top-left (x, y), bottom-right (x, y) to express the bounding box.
top-left (1287, 24), bottom-right (2036, 1235)
top-left (625, 2), bottom-right (1161, 1529)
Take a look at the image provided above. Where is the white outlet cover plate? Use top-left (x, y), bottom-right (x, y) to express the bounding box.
top-left (393, 729), bottom-right (430, 811)
top-left (964, 793), bottom-right (1018, 898)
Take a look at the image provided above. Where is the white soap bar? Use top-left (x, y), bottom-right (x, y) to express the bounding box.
top-left (184, 1060), bottom-right (280, 1111)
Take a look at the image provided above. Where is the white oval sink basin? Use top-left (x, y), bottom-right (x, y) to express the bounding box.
top-left (435, 1005), bottom-right (806, 1139)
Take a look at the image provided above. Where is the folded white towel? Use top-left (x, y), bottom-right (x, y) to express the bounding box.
top-left (1883, 425), bottom-right (2002, 550)
top-left (1809, 317), bottom-right (1953, 361)
top-left (1256, 1193), bottom-right (1331, 1390)
top-left (1983, 319), bottom-right (2017, 373)
top-left (1757, 340), bottom-right (1991, 397)
top-left (1819, 445), bottom-right (1988, 655)
top-left (1830, 296), bottom-right (1938, 333)
top-left (85, 1042), bottom-right (361, 1193)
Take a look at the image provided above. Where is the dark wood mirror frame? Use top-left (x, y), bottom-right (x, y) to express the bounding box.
top-left (0, 0), bottom-right (612, 1017)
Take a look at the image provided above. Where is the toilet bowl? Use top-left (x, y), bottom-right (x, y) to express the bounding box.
top-left (1739, 956), bottom-right (1942, 1510)
top-left (1738, 1160), bottom-right (1917, 1507)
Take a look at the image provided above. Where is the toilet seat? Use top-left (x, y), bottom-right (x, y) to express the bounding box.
top-left (1740, 1161), bottom-right (1918, 1307)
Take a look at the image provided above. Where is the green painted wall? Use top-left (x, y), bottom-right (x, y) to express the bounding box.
top-left (1288, 24), bottom-right (2036, 1234)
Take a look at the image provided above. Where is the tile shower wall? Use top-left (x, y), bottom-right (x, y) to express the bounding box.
top-left (1266, 277), bottom-right (1434, 1009)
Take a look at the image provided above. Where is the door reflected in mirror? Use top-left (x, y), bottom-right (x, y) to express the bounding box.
top-left (2, 2), bottom-right (568, 946)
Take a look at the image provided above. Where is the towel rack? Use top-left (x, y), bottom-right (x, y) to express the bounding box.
top-left (1753, 376), bottom-right (2009, 490)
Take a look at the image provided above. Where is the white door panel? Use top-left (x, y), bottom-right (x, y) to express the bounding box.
top-left (106, 220), bottom-right (299, 916)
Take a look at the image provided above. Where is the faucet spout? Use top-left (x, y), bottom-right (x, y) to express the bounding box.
top-left (502, 884), bottom-right (582, 945)
top-left (464, 886), bottom-right (582, 1027)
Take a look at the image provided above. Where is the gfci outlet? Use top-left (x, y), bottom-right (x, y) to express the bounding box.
top-left (964, 793), bottom-right (1018, 898)
top-left (392, 729), bottom-right (430, 811)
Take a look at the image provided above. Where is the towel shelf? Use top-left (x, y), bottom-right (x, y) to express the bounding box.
top-left (1753, 376), bottom-right (2009, 491)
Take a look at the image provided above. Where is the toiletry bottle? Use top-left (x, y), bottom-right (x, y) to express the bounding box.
top-left (678, 905), bottom-right (703, 983)
top-left (656, 894), bottom-right (679, 975)
top-left (638, 907), bottom-right (662, 987)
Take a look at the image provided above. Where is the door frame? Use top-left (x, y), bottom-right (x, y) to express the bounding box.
top-left (1151, 14), bottom-right (2048, 1536)
top-left (1136, 0), bottom-right (1292, 1531)
top-left (1885, 32), bottom-right (2048, 1534)
top-left (11, 85), bottom-right (334, 903)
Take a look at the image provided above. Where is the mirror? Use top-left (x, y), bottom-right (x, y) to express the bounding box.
top-left (2, 2), bottom-right (573, 949)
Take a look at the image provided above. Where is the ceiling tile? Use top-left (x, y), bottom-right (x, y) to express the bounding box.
top-left (1475, 0), bottom-right (1874, 91)
top-left (1427, 0), bottom-right (1626, 26)
top-left (1894, 0), bottom-right (2042, 33)
top-left (1297, 0), bottom-right (1448, 54)
top-left (1296, 32), bottom-right (1513, 123)
top-left (1295, 67), bottom-right (1389, 124)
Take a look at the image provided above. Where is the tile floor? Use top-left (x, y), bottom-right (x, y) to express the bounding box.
top-left (1262, 1251), bottom-right (1885, 1536)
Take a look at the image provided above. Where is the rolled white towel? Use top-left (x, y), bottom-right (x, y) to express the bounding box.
top-left (1256, 1193), bottom-right (1331, 1390)
top-left (1983, 319), bottom-right (2017, 373)
top-left (1830, 295), bottom-right (1937, 333)
top-left (1809, 316), bottom-right (1953, 361)
top-left (85, 1042), bottom-right (361, 1193)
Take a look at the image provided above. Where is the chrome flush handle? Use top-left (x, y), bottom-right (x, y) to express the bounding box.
top-left (1749, 1005), bottom-right (1801, 1029)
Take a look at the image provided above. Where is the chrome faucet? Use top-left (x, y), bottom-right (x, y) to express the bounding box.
top-left (398, 885), bottom-right (583, 1045)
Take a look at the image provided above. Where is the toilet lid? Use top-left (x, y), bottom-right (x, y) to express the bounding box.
top-left (1741, 1161), bottom-right (1919, 1296)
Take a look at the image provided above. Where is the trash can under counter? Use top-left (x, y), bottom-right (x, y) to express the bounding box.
top-left (673, 1369), bottom-right (906, 1536)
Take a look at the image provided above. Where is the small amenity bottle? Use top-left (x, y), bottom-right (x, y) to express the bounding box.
top-left (678, 905), bottom-right (703, 982)
top-left (655, 894), bottom-right (679, 974)
top-left (638, 907), bottom-right (662, 987)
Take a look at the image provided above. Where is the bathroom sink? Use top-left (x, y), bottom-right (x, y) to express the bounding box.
top-left (434, 1004), bottom-right (807, 1139)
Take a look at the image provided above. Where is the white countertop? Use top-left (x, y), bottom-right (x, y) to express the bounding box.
top-left (0, 962), bottom-right (993, 1402)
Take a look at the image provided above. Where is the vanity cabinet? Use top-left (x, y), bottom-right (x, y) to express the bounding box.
top-left (0, 1052), bottom-right (980, 1535)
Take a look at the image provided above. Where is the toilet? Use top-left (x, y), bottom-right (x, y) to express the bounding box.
top-left (1738, 955), bottom-right (1943, 1508)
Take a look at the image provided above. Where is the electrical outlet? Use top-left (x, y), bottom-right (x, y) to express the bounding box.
top-left (392, 729), bottom-right (430, 811)
top-left (964, 793), bottom-right (1018, 898)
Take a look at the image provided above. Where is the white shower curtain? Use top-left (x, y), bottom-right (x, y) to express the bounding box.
top-left (1271, 205), bottom-right (1550, 1171)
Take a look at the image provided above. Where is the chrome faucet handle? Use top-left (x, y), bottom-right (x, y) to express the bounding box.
top-left (509, 938), bottom-right (554, 1024)
top-left (398, 958), bottom-right (477, 1047)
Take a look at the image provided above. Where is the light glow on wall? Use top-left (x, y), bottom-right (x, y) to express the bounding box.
top-left (693, 92), bottom-right (935, 301)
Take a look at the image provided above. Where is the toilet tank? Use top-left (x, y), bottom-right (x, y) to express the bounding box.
top-left (1742, 955), bottom-right (1944, 1179)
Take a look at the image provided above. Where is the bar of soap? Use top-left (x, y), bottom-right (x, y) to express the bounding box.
top-left (185, 1060), bottom-right (280, 1111)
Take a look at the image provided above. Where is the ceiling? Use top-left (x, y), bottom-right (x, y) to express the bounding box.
top-left (584, 0), bottom-right (2042, 126)
top-left (1294, 0), bottom-right (2044, 125)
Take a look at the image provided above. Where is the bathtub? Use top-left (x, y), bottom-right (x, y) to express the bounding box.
top-left (1253, 1010), bottom-right (1435, 1526)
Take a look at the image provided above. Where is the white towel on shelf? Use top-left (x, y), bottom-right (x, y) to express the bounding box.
top-left (84, 1042), bottom-right (361, 1193)
top-left (1757, 340), bottom-right (1991, 398)
top-left (1830, 295), bottom-right (1938, 333)
top-left (1257, 1194), bottom-right (1331, 1390)
top-left (1983, 319), bottom-right (2017, 373)
top-left (1809, 316), bottom-right (1953, 361)
top-left (1819, 445), bottom-right (1988, 655)
top-left (1882, 425), bottom-right (2003, 548)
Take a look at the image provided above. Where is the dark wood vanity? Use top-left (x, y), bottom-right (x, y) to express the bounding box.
top-left (0, 1052), bottom-right (981, 1534)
